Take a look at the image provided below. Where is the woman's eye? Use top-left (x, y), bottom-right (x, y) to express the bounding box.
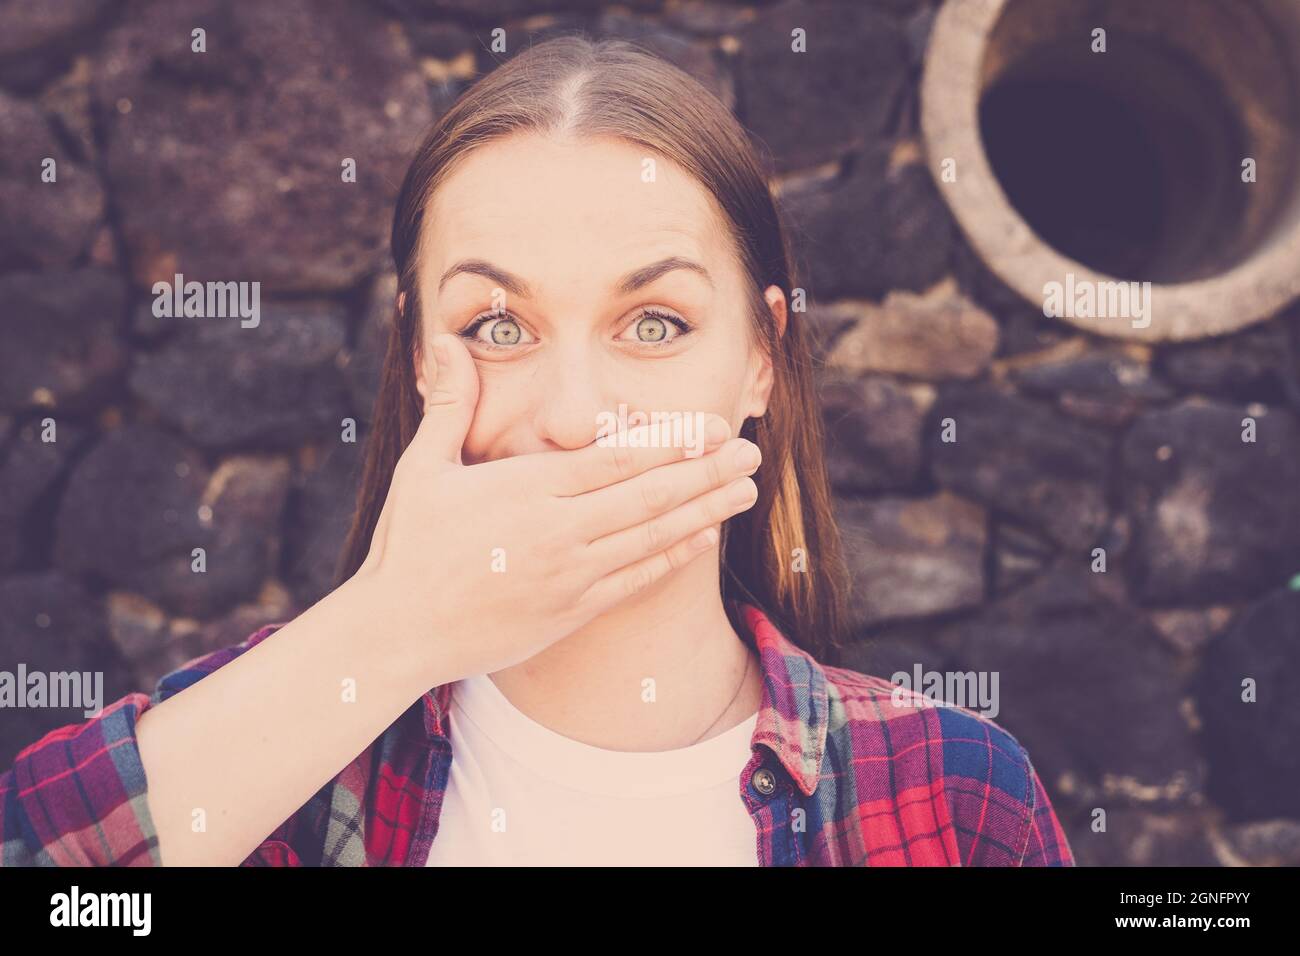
top-left (621, 309), bottom-right (692, 346)
top-left (461, 313), bottom-right (533, 348)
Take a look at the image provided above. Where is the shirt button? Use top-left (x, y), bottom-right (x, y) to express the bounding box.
top-left (751, 767), bottom-right (777, 796)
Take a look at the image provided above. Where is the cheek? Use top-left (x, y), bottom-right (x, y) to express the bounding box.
top-left (654, 341), bottom-right (752, 415)
top-left (457, 362), bottom-right (526, 464)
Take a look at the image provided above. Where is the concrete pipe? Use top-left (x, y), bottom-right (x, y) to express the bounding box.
top-left (921, 0), bottom-right (1300, 341)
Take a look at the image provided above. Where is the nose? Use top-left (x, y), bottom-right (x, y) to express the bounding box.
top-left (531, 343), bottom-right (619, 451)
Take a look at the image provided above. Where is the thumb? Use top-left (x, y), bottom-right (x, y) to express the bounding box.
top-left (416, 332), bottom-right (480, 465)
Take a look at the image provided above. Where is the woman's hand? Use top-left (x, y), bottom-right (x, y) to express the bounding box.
top-left (355, 331), bottom-right (762, 686)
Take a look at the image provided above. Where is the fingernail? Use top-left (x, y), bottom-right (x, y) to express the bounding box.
top-left (734, 440), bottom-right (761, 470)
top-left (432, 334), bottom-right (450, 365)
top-left (732, 478), bottom-right (758, 506)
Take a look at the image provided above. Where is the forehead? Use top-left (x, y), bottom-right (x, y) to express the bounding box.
top-left (418, 133), bottom-right (738, 297)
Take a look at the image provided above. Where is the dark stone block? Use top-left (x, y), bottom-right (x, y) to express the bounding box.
top-left (1157, 319), bottom-right (1293, 404)
top-left (950, 565), bottom-right (1204, 811)
top-left (781, 140), bottom-right (955, 300)
top-left (833, 628), bottom-right (954, 687)
top-left (593, 12), bottom-right (731, 106)
top-left (51, 425), bottom-right (210, 592)
top-left (0, 419), bottom-right (90, 572)
top-left (92, 0), bottom-right (433, 293)
top-left (1196, 586), bottom-right (1300, 821)
top-left (835, 491), bottom-right (985, 627)
top-left (802, 300), bottom-right (860, 364)
top-left (53, 425), bottom-right (290, 616)
top-left (114, 583), bottom-right (298, 693)
top-left (902, 2), bottom-right (938, 65)
top-left (0, 270), bottom-right (127, 413)
top-left (0, 0), bottom-right (117, 92)
top-left (129, 301), bottom-right (350, 449)
top-left (819, 373), bottom-right (926, 493)
top-left (1011, 347), bottom-right (1175, 427)
top-left (733, 0), bottom-right (909, 173)
top-left (664, 1), bottom-right (761, 35)
top-left (1067, 810), bottom-right (1219, 867)
top-left (285, 443), bottom-right (366, 607)
top-left (0, 570), bottom-right (132, 768)
top-left (401, 19), bottom-right (476, 60)
top-left (0, 0), bottom-right (112, 60)
top-left (475, 11), bottom-right (590, 63)
top-left (0, 93), bottom-right (105, 271)
top-left (926, 382), bottom-right (1112, 549)
top-left (1121, 398), bottom-right (1300, 604)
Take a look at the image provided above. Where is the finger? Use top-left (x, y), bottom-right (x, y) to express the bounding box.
top-left (411, 331), bottom-right (481, 465)
top-left (579, 524), bottom-right (721, 612)
top-left (571, 436), bottom-right (760, 542)
top-left (543, 411), bottom-right (733, 497)
top-left (584, 475), bottom-right (758, 573)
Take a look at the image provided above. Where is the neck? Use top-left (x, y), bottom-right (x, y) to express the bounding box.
top-left (486, 546), bottom-right (763, 752)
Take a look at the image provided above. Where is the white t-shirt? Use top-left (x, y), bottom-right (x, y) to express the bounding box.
top-left (425, 671), bottom-right (761, 866)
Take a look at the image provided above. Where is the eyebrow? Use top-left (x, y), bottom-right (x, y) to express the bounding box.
top-left (437, 255), bottom-right (713, 298)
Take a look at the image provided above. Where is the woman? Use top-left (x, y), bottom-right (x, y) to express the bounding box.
top-left (0, 36), bottom-right (1073, 867)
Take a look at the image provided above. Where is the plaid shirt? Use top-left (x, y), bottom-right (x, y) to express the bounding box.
top-left (2, 603), bottom-right (1074, 866)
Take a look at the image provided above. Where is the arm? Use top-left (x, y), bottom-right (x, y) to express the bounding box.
top-left (134, 570), bottom-right (446, 866)
top-left (0, 571), bottom-right (442, 867)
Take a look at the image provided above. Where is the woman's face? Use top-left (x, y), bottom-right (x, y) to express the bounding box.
top-left (412, 132), bottom-right (784, 463)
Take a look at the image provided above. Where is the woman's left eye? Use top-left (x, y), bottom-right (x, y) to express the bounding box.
top-left (619, 309), bottom-right (693, 346)
top-left (460, 312), bottom-right (536, 349)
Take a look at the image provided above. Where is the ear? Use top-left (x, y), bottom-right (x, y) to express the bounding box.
top-left (745, 285), bottom-right (787, 418)
top-left (766, 284), bottom-right (788, 339)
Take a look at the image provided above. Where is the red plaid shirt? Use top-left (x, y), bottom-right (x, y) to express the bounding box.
top-left (1, 603), bottom-right (1074, 866)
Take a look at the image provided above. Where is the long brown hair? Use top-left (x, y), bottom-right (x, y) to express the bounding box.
top-left (334, 35), bottom-right (852, 660)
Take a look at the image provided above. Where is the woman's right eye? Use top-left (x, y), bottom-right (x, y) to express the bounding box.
top-left (460, 313), bottom-right (535, 349)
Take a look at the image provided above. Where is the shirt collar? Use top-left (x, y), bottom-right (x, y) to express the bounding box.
top-left (417, 601), bottom-right (829, 798)
top-left (737, 602), bottom-right (830, 797)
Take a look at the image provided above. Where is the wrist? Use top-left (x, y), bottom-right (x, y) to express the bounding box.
top-left (338, 567), bottom-right (463, 693)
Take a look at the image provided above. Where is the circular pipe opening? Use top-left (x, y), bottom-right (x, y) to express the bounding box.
top-left (921, 0), bottom-right (1300, 340)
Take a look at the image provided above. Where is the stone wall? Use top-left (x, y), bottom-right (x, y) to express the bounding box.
top-left (1, 0), bottom-right (1298, 866)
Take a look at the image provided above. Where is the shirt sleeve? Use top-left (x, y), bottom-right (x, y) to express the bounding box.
top-left (1017, 751), bottom-right (1076, 866)
top-left (0, 622), bottom-right (294, 866)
